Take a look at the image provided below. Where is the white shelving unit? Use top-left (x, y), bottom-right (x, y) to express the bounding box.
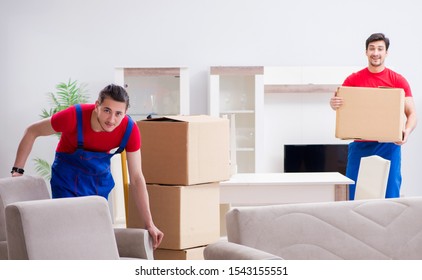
top-left (114, 67), bottom-right (190, 121)
top-left (264, 66), bottom-right (358, 92)
top-left (209, 66), bottom-right (359, 174)
top-left (209, 66), bottom-right (265, 173)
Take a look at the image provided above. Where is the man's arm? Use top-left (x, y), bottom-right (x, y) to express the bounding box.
top-left (12, 118), bottom-right (56, 176)
top-left (397, 96), bottom-right (417, 145)
top-left (126, 149), bottom-right (164, 249)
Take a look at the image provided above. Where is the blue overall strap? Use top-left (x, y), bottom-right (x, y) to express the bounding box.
top-left (115, 116), bottom-right (134, 154)
top-left (75, 104), bottom-right (84, 149)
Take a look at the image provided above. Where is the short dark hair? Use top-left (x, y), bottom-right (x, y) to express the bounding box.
top-left (98, 84), bottom-right (130, 109)
top-left (366, 33), bottom-right (390, 50)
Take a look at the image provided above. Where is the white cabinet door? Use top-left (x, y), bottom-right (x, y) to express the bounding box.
top-left (115, 67), bottom-right (189, 121)
top-left (209, 66), bottom-right (264, 173)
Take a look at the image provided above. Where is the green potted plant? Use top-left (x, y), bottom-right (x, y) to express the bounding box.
top-left (34, 79), bottom-right (89, 180)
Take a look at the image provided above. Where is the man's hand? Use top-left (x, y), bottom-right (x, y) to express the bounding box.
top-left (395, 128), bottom-right (411, 145)
top-left (11, 172), bottom-right (23, 177)
top-left (147, 224), bottom-right (164, 250)
top-left (330, 96), bottom-right (344, 110)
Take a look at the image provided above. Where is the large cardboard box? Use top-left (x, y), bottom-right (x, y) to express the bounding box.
top-left (154, 246), bottom-right (205, 260)
top-left (127, 183), bottom-right (220, 250)
top-left (335, 86), bottom-right (405, 142)
top-left (137, 115), bottom-right (230, 185)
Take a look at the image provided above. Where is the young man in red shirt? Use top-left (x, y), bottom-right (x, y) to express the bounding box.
top-left (12, 84), bottom-right (163, 249)
top-left (330, 33), bottom-right (417, 200)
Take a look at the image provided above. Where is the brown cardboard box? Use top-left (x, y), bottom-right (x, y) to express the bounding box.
top-left (335, 86), bottom-right (405, 142)
top-left (127, 183), bottom-right (220, 250)
top-left (154, 246), bottom-right (205, 260)
top-left (137, 115), bottom-right (230, 185)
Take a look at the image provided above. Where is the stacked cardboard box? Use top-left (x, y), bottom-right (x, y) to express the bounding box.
top-left (127, 115), bottom-right (230, 260)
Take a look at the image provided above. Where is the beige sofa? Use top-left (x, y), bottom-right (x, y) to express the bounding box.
top-left (204, 197), bottom-right (422, 260)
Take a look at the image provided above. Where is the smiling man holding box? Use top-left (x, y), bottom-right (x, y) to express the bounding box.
top-left (330, 33), bottom-right (417, 200)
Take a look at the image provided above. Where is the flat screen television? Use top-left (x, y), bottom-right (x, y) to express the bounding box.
top-left (284, 144), bottom-right (348, 175)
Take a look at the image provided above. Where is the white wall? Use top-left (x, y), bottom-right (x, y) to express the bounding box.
top-left (1, 0), bottom-right (421, 196)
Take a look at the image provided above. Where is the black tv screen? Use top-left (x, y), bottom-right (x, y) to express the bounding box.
top-left (284, 144), bottom-right (348, 175)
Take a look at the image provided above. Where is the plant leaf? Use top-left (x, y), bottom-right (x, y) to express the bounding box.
top-left (33, 158), bottom-right (52, 181)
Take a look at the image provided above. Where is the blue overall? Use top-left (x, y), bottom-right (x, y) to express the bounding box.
top-left (346, 141), bottom-right (401, 200)
top-left (50, 104), bottom-right (134, 199)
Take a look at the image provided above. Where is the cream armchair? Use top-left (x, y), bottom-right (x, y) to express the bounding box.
top-left (1, 175), bottom-right (153, 260)
top-left (6, 195), bottom-right (153, 260)
top-left (0, 175), bottom-right (51, 259)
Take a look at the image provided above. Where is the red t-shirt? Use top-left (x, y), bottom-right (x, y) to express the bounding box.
top-left (343, 67), bottom-right (412, 97)
top-left (51, 104), bottom-right (141, 153)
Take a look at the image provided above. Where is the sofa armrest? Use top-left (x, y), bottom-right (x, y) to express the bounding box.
top-left (204, 242), bottom-right (282, 260)
top-left (114, 228), bottom-right (154, 260)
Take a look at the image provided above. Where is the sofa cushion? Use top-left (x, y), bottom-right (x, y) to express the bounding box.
top-left (204, 241), bottom-right (282, 260)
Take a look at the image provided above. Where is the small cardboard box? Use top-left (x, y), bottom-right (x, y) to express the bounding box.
top-left (127, 183), bottom-right (220, 250)
top-left (335, 86), bottom-right (405, 142)
top-left (137, 115), bottom-right (230, 185)
top-left (154, 246), bottom-right (205, 260)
